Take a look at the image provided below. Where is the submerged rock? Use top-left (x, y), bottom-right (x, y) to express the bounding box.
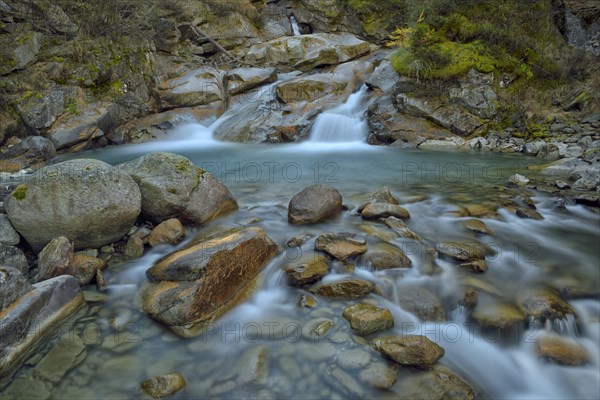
top-left (298, 294), bottom-right (318, 308)
top-left (363, 242), bottom-right (412, 270)
top-left (0, 275), bottom-right (85, 376)
top-left (361, 203), bottom-right (410, 220)
top-left (284, 254), bottom-right (329, 286)
top-left (237, 345), bottom-right (270, 385)
top-left (472, 302), bottom-right (524, 330)
top-left (5, 159), bottom-right (141, 252)
top-left (33, 334), bottom-right (86, 384)
top-left (357, 186), bottom-right (399, 212)
top-left (458, 260), bottom-right (488, 273)
top-left (140, 372), bottom-right (186, 399)
top-left (120, 152), bottom-right (238, 225)
top-left (385, 216), bottom-right (423, 241)
top-left (397, 286), bottom-right (446, 322)
top-left (337, 348), bottom-right (372, 370)
top-left (462, 219), bottom-right (495, 236)
top-left (371, 335), bottom-right (445, 367)
top-left (395, 368), bottom-right (476, 400)
top-left (516, 208), bottom-right (544, 220)
top-left (359, 362), bottom-right (397, 389)
top-left (288, 184), bottom-right (343, 224)
top-left (314, 232), bottom-right (367, 261)
top-left (302, 318), bottom-right (335, 341)
top-left (309, 279), bottom-right (374, 300)
top-left (342, 303), bottom-right (394, 335)
top-left (436, 241), bottom-right (487, 262)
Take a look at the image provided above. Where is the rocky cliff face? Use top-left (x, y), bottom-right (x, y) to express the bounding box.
top-left (0, 0), bottom-right (598, 169)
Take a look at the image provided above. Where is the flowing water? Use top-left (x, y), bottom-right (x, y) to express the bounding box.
top-left (290, 16), bottom-right (301, 36)
top-left (2, 91), bottom-right (600, 400)
top-left (310, 86), bottom-right (369, 143)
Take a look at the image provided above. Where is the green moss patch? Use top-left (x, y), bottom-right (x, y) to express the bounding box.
top-left (12, 184), bottom-right (28, 201)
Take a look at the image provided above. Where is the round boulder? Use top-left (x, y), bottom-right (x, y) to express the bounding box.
top-left (5, 159), bottom-right (141, 251)
top-left (119, 152), bottom-right (238, 224)
top-left (288, 184), bottom-right (342, 224)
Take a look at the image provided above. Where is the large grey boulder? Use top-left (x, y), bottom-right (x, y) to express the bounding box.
top-left (0, 275), bottom-right (85, 376)
top-left (5, 159), bottom-right (141, 252)
top-left (119, 152), bottom-right (238, 225)
top-left (288, 184), bottom-right (343, 224)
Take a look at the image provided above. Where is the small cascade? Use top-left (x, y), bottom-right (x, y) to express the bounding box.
top-left (528, 314), bottom-right (580, 336)
top-left (309, 86), bottom-right (369, 143)
top-left (548, 314), bottom-right (580, 336)
top-left (290, 15), bottom-right (301, 36)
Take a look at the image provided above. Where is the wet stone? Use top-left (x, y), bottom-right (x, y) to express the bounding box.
top-left (361, 203), bottom-right (410, 220)
top-left (302, 318), bottom-right (335, 341)
top-left (384, 216), bottom-right (423, 241)
top-left (462, 219), bottom-right (495, 235)
top-left (329, 366), bottom-right (365, 397)
top-left (342, 303), bottom-right (394, 335)
top-left (458, 260), bottom-right (488, 273)
top-left (371, 335), bottom-right (445, 367)
top-left (315, 233), bottom-right (367, 261)
top-left (516, 208), bottom-right (544, 220)
top-left (310, 279), bottom-right (374, 300)
top-left (284, 254), bottom-right (329, 286)
top-left (436, 241), bottom-right (486, 262)
top-left (298, 294), bottom-right (318, 308)
top-left (359, 363), bottom-right (398, 389)
top-left (140, 372), bottom-right (186, 399)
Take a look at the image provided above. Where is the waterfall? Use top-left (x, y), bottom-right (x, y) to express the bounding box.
top-left (309, 86), bottom-right (369, 143)
top-left (290, 15), bottom-right (301, 36)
